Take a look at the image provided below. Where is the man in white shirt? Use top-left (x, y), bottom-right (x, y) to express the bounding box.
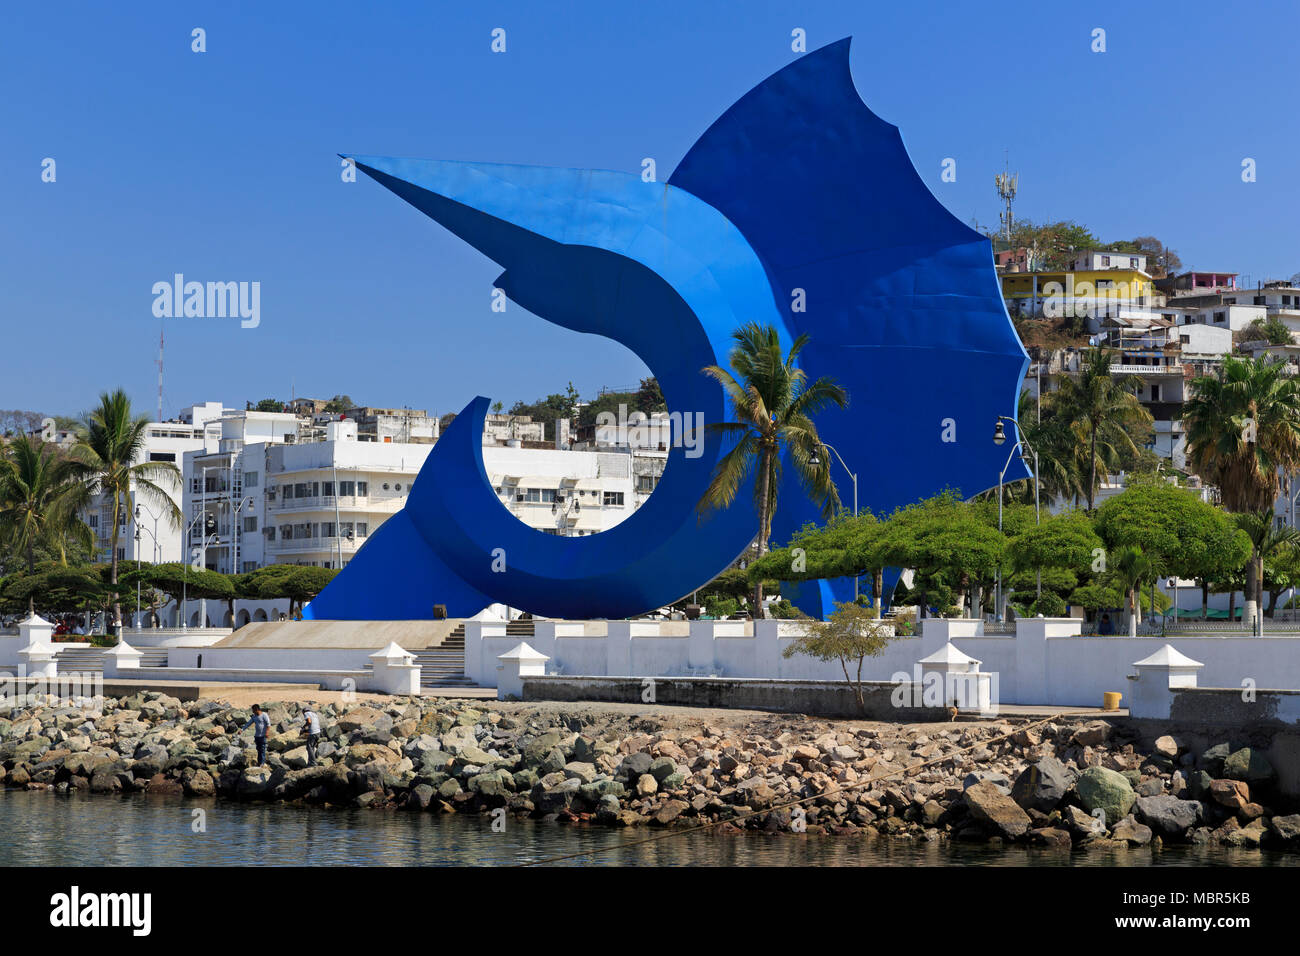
top-left (302, 707), bottom-right (322, 766)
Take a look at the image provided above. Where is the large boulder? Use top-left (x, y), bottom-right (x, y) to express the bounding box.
top-left (1199, 743), bottom-right (1232, 776)
top-left (1070, 720), bottom-right (1112, 747)
top-left (237, 765), bottom-right (275, 796)
top-left (1223, 748), bottom-right (1275, 784)
top-left (1011, 756), bottom-right (1072, 813)
top-left (1134, 795), bottom-right (1202, 838)
top-left (963, 780), bottom-right (1032, 839)
top-left (963, 771), bottom-right (1012, 795)
top-left (1074, 767), bottom-right (1135, 826)
top-left (1269, 813), bottom-right (1300, 843)
top-left (1208, 778), bottom-right (1249, 811)
top-left (1111, 814), bottom-right (1153, 846)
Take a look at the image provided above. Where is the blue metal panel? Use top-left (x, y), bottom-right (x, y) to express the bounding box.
top-left (305, 37), bottom-right (1026, 622)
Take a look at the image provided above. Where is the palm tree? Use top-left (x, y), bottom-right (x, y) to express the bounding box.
top-left (699, 323), bottom-right (848, 618)
top-left (1111, 544), bottom-right (1153, 637)
top-left (1185, 357), bottom-right (1300, 627)
top-left (65, 390), bottom-right (182, 633)
top-left (1185, 356), bottom-right (1300, 512)
top-left (1053, 350), bottom-right (1152, 509)
top-left (0, 434), bottom-right (91, 612)
top-left (1231, 510), bottom-right (1300, 632)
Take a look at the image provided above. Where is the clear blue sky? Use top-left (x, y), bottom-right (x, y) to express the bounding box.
top-left (5, 0), bottom-right (1298, 420)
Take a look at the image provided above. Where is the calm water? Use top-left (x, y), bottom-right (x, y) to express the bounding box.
top-left (1, 789), bottom-right (1294, 866)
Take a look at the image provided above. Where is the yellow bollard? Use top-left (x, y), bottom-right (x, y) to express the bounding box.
top-left (1102, 691), bottom-right (1122, 711)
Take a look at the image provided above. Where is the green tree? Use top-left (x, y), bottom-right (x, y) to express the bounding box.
top-left (322, 395), bottom-right (355, 414)
top-left (1185, 356), bottom-right (1300, 625)
top-left (0, 435), bottom-right (92, 611)
top-left (1053, 350), bottom-right (1152, 509)
top-left (1242, 317), bottom-right (1294, 346)
top-left (877, 493), bottom-right (1005, 618)
top-left (252, 398), bottom-right (285, 413)
top-left (1185, 356), bottom-right (1300, 514)
top-left (243, 564), bottom-right (337, 618)
top-left (1111, 544), bottom-right (1153, 636)
top-left (1007, 219), bottom-right (1101, 271)
top-left (0, 564), bottom-right (106, 618)
top-left (64, 390), bottom-right (183, 632)
top-left (698, 323), bottom-right (847, 618)
top-left (1264, 542), bottom-right (1300, 618)
top-left (781, 601), bottom-right (895, 714)
top-left (1093, 483), bottom-right (1250, 621)
top-left (1231, 510), bottom-right (1300, 631)
top-left (747, 512), bottom-right (890, 615)
top-left (636, 377), bottom-right (666, 415)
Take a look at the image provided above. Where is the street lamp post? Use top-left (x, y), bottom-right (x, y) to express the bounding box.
top-left (809, 444), bottom-right (859, 601)
top-left (993, 416), bottom-right (1041, 622)
top-left (552, 493), bottom-right (581, 536)
top-left (181, 510), bottom-right (209, 629)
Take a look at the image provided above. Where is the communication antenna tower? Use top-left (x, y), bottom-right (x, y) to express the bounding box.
top-left (995, 156), bottom-right (1018, 244)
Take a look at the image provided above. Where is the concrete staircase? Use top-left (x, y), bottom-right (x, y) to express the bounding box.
top-left (55, 645), bottom-right (170, 674)
top-left (415, 624), bottom-right (475, 688)
top-left (54, 646), bottom-right (105, 675)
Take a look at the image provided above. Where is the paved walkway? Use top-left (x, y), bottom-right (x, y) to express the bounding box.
top-left (992, 704), bottom-right (1128, 718)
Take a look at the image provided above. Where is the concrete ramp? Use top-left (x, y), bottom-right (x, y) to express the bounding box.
top-left (214, 619), bottom-right (461, 652)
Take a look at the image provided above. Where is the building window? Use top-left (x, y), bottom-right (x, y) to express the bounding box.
top-left (322, 481), bottom-right (334, 496)
top-left (321, 522), bottom-right (335, 537)
top-left (149, 452), bottom-right (176, 462)
top-left (117, 548), bottom-right (125, 560)
top-left (244, 471), bottom-right (259, 487)
top-left (357, 481), bottom-right (368, 496)
top-left (1101, 255), bottom-right (1110, 267)
top-left (603, 491), bottom-right (625, 507)
top-left (265, 527), bottom-right (276, 540)
top-left (1214, 312), bottom-right (1225, 323)
top-left (356, 522), bottom-right (368, 537)
top-left (88, 514), bottom-right (98, 529)
top-left (282, 484), bottom-right (293, 500)
top-left (243, 516), bottom-right (257, 532)
top-left (636, 475), bottom-right (657, 493)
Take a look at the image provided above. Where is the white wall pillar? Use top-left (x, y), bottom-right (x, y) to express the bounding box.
top-left (1014, 616), bottom-right (1081, 706)
top-left (463, 621), bottom-right (507, 685)
top-left (688, 620), bottom-right (716, 674)
top-left (102, 641), bottom-right (143, 679)
top-left (17, 612), bottom-right (55, 648)
top-left (368, 641), bottom-right (420, 695)
top-left (497, 641), bottom-right (549, 700)
top-left (1128, 644), bottom-right (1203, 720)
top-left (754, 620), bottom-right (783, 678)
top-left (18, 640), bottom-right (57, 679)
top-left (606, 621), bottom-right (632, 676)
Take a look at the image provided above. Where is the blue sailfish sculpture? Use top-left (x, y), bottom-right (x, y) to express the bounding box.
top-left (304, 37), bottom-right (1028, 622)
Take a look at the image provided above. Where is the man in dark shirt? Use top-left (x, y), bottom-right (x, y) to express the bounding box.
top-left (239, 704), bottom-right (272, 766)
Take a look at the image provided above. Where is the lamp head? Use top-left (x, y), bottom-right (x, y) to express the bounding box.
top-left (993, 420), bottom-right (1007, 446)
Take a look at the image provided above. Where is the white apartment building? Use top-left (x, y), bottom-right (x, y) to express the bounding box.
top-left (92, 401), bottom-right (227, 568)
top-left (1071, 249), bottom-right (1148, 272)
top-left (167, 405), bottom-right (669, 625)
top-left (483, 414), bottom-right (546, 445)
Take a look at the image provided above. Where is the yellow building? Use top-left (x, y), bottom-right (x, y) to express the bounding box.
top-left (1002, 269), bottom-right (1157, 320)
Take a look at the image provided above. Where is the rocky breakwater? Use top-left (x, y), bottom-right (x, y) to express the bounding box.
top-left (3, 692), bottom-right (1300, 852)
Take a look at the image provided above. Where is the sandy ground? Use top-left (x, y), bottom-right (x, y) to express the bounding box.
top-left (188, 689), bottom-right (1057, 739)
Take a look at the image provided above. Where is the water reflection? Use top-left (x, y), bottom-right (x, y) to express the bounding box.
top-left (0, 790), bottom-right (1294, 867)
